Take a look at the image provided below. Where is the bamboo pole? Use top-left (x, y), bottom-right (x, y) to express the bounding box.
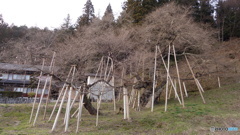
top-left (48, 66), bottom-right (73, 122)
top-left (164, 45), bottom-right (171, 112)
top-left (183, 82), bottom-right (188, 97)
top-left (65, 87), bottom-right (72, 132)
top-left (151, 46), bottom-right (158, 112)
top-left (218, 77), bottom-right (221, 88)
top-left (29, 59), bottom-right (45, 124)
top-left (51, 86), bottom-right (68, 132)
top-left (185, 55), bottom-right (206, 104)
top-left (173, 45), bottom-right (185, 108)
top-left (33, 76), bottom-right (49, 126)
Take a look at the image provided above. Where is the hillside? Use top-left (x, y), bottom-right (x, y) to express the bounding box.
top-left (0, 83), bottom-right (240, 134)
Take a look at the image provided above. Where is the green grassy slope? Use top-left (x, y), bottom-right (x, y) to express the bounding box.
top-left (0, 83), bottom-right (240, 135)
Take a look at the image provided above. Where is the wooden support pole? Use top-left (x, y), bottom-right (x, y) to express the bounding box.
top-left (151, 46), bottom-right (158, 112)
top-left (29, 59), bottom-right (45, 124)
top-left (65, 87), bottom-right (72, 132)
top-left (123, 87), bottom-right (127, 119)
top-left (157, 46), bottom-right (182, 104)
top-left (43, 52), bottom-right (56, 119)
top-left (33, 76), bottom-right (49, 126)
top-left (165, 45), bottom-right (171, 112)
top-left (173, 45), bottom-right (185, 108)
top-left (168, 82), bottom-right (172, 99)
top-left (218, 77), bottom-right (221, 88)
top-left (118, 67), bottom-right (124, 101)
top-left (43, 76), bottom-right (52, 120)
top-left (112, 76), bottom-right (116, 112)
top-left (76, 89), bottom-right (85, 133)
top-left (183, 82), bottom-right (188, 97)
top-left (48, 66), bottom-right (73, 122)
top-left (137, 90), bottom-right (141, 111)
top-left (51, 86), bottom-right (68, 132)
top-left (185, 55), bottom-right (206, 104)
top-left (96, 93), bottom-right (102, 126)
top-left (125, 88), bottom-right (130, 120)
top-left (196, 79), bottom-right (204, 93)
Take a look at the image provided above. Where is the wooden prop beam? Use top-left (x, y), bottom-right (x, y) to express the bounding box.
top-left (29, 59), bottom-right (45, 124)
top-left (151, 46), bottom-right (158, 112)
top-left (173, 45), bottom-right (185, 108)
top-left (185, 55), bottom-right (206, 104)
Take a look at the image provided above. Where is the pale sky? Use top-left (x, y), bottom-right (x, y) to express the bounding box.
top-left (0, 0), bottom-right (125, 29)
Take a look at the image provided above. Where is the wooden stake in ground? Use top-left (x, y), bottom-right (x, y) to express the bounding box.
top-left (76, 87), bottom-right (85, 133)
top-left (96, 92), bottom-right (102, 126)
top-left (185, 55), bottom-right (206, 104)
top-left (51, 85), bottom-right (68, 132)
top-left (29, 59), bottom-right (45, 124)
top-left (65, 87), bottom-right (72, 132)
top-left (218, 77), bottom-right (221, 88)
top-left (48, 66), bottom-right (74, 122)
top-left (173, 45), bottom-right (185, 108)
top-left (33, 76), bottom-right (49, 126)
top-left (183, 82), bottom-right (188, 97)
top-left (151, 46), bottom-right (158, 112)
top-left (112, 76), bottom-right (116, 112)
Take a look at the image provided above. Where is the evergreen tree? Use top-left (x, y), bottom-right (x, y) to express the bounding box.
top-left (193, 0), bottom-right (214, 24)
top-left (102, 4), bottom-right (114, 21)
top-left (61, 14), bottom-right (72, 29)
top-left (216, 0), bottom-right (240, 41)
top-left (77, 0), bottom-right (95, 27)
top-left (123, 0), bottom-right (158, 24)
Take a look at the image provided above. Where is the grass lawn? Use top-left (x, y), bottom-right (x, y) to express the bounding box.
top-left (0, 83), bottom-right (240, 135)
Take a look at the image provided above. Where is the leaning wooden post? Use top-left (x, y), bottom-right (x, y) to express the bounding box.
top-left (157, 46), bottom-right (182, 104)
top-left (51, 85), bottom-right (68, 132)
top-left (48, 66), bottom-right (73, 122)
top-left (65, 87), bottom-right (72, 132)
top-left (185, 55), bottom-right (206, 104)
top-left (151, 45), bottom-right (158, 112)
top-left (43, 75), bottom-right (52, 120)
top-left (33, 76), bottom-right (49, 126)
top-left (218, 77), bottom-right (221, 88)
top-left (164, 45), bottom-right (171, 112)
top-left (183, 82), bottom-right (188, 97)
top-left (43, 54), bottom-right (56, 120)
top-left (196, 79), bottom-right (204, 92)
top-left (29, 59), bottom-right (45, 124)
top-left (76, 87), bottom-right (85, 133)
top-left (173, 45), bottom-right (185, 108)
